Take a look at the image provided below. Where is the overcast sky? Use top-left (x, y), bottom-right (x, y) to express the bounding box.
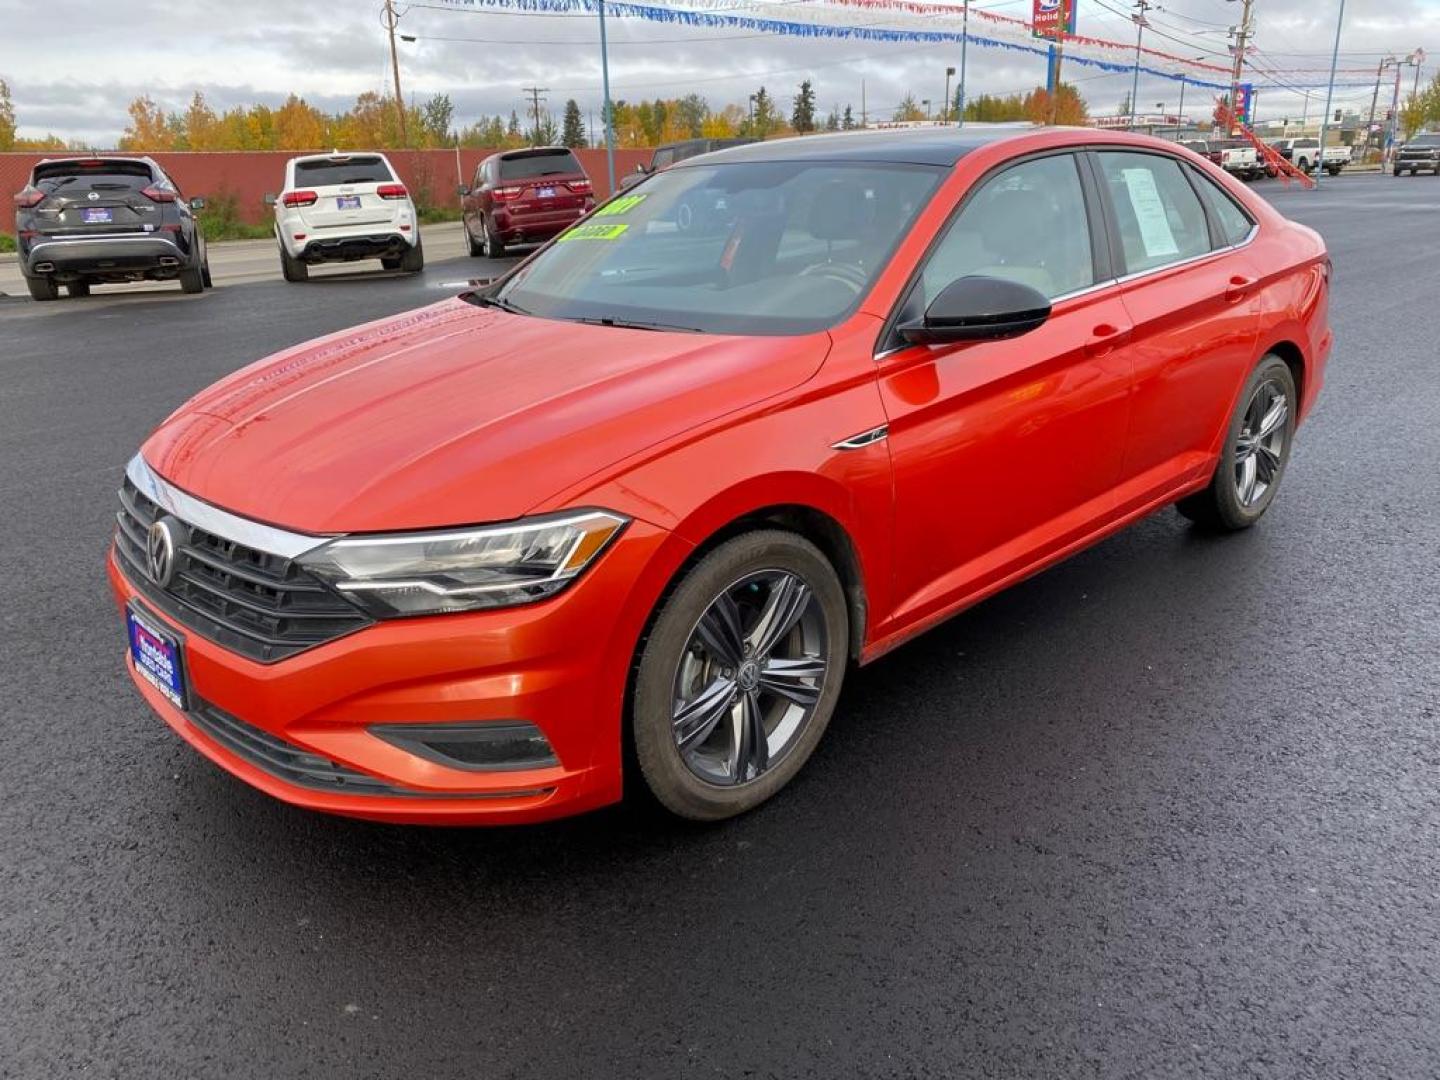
top-left (3, 0), bottom-right (1438, 145)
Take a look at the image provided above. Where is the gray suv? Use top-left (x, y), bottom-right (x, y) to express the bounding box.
top-left (12, 156), bottom-right (211, 301)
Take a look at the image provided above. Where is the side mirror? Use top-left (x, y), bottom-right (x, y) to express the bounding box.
top-left (898, 276), bottom-right (1052, 345)
top-left (188, 196), bottom-right (206, 211)
top-left (457, 184), bottom-right (470, 197)
top-left (262, 192), bottom-right (278, 207)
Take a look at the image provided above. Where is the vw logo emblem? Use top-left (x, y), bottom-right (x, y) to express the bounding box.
top-left (146, 517), bottom-right (180, 589)
top-left (87, 191), bottom-right (100, 201)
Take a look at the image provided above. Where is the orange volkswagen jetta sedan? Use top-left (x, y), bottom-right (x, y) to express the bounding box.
top-left (111, 129), bottom-right (1330, 823)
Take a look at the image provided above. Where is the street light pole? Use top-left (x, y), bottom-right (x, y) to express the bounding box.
top-left (1177, 78), bottom-right (1187, 139)
top-left (597, 0), bottom-right (616, 194)
top-left (1368, 56), bottom-right (1396, 161)
top-left (957, 0), bottom-right (969, 127)
top-left (944, 66), bottom-right (955, 122)
top-left (1314, 0), bottom-right (1346, 189)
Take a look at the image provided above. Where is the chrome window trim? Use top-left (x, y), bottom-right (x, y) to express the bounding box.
top-left (126, 454), bottom-right (327, 560)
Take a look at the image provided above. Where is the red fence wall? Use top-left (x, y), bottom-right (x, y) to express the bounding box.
top-left (1, 148), bottom-right (653, 227)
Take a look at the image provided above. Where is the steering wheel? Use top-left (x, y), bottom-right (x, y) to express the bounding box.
top-left (798, 261), bottom-right (868, 295)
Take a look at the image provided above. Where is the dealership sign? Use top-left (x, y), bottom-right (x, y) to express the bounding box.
top-left (1032, 0), bottom-right (1077, 40)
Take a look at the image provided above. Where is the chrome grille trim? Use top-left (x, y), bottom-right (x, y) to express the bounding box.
top-left (126, 454), bottom-right (325, 560)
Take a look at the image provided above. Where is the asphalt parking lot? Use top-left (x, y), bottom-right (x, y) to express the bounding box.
top-left (2, 172), bottom-right (1437, 1079)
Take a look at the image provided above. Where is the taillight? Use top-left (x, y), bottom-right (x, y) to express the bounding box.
top-left (13, 188), bottom-right (44, 208)
top-left (376, 183), bottom-right (408, 200)
top-left (565, 178), bottom-right (592, 194)
top-left (141, 184), bottom-right (177, 203)
top-left (493, 186), bottom-right (523, 201)
top-left (282, 190), bottom-right (318, 208)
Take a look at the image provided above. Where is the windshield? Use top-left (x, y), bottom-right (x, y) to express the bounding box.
top-left (1409, 133), bottom-right (1440, 145)
top-left (491, 160), bottom-right (944, 335)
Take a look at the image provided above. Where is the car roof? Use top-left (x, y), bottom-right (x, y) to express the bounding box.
top-left (677, 125), bottom-right (1076, 168)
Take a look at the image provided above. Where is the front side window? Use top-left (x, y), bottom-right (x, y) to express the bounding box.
top-left (490, 161), bottom-right (943, 335)
top-left (1096, 152), bottom-right (1212, 274)
top-left (915, 152), bottom-right (1096, 306)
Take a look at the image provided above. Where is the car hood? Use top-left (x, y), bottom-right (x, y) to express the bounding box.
top-left (143, 297), bottom-right (830, 533)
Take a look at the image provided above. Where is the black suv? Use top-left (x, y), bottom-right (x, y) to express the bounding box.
top-left (619, 137), bottom-right (757, 191)
top-left (12, 156), bottom-right (210, 301)
top-left (1394, 132), bottom-right (1440, 176)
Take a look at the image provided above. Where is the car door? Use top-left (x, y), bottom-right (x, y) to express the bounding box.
top-left (1089, 150), bottom-right (1262, 513)
top-left (875, 151), bottom-right (1136, 634)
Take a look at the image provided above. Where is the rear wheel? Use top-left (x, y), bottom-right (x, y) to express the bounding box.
top-left (26, 277), bottom-right (59, 302)
top-left (178, 265), bottom-right (204, 294)
top-left (380, 256), bottom-right (403, 270)
top-left (1394, 166), bottom-right (1403, 176)
top-left (482, 217), bottom-right (505, 259)
top-left (201, 260), bottom-right (213, 288)
top-left (399, 235), bottom-right (424, 273)
top-left (633, 530), bottom-right (849, 821)
top-left (1177, 355), bottom-right (1297, 532)
top-left (279, 244), bottom-right (308, 283)
top-left (66, 282), bottom-right (91, 298)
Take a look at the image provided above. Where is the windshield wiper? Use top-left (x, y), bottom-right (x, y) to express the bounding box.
top-left (473, 293), bottom-right (530, 316)
top-left (572, 316), bottom-right (703, 333)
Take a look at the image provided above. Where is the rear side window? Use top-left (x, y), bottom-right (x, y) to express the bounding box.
top-left (1096, 152), bottom-right (1211, 274)
top-left (916, 152), bottom-right (1095, 303)
top-left (498, 150), bottom-right (583, 181)
top-left (32, 160), bottom-right (153, 191)
top-left (1190, 170), bottom-right (1255, 246)
top-left (294, 156), bottom-right (394, 186)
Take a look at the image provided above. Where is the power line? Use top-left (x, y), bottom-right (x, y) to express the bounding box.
top-left (521, 85), bottom-right (550, 141)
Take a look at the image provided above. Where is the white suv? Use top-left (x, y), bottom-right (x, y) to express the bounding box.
top-left (272, 152), bottom-right (422, 282)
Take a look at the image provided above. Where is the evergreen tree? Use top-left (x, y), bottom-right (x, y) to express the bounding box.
top-left (749, 86), bottom-right (778, 137)
top-left (825, 108), bottom-right (840, 132)
top-left (791, 79), bottom-right (817, 133)
top-left (561, 98), bottom-right (586, 147)
top-left (842, 104), bottom-right (856, 130)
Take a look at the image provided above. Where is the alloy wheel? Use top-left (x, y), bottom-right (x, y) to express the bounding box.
top-left (670, 570), bottom-right (830, 786)
top-left (1233, 378), bottom-right (1289, 507)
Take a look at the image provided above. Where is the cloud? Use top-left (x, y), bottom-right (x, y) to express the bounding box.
top-left (2, 0), bottom-right (1436, 143)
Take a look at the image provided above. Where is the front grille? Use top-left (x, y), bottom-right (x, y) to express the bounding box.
top-left (188, 701), bottom-right (549, 800)
top-left (114, 476), bottom-right (372, 663)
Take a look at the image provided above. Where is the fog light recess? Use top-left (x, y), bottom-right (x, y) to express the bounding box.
top-left (370, 721), bottom-right (559, 772)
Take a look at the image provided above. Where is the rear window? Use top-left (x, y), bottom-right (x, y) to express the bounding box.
top-left (294, 156), bottom-right (394, 186)
top-left (499, 150), bottom-right (584, 181)
top-left (32, 160), bottom-right (153, 190)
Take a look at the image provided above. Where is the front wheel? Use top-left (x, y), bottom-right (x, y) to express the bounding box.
top-left (632, 531), bottom-right (849, 821)
top-left (1177, 355), bottom-right (1297, 531)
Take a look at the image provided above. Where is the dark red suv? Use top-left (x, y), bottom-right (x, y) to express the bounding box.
top-left (462, 147), bottom-right (594, 258)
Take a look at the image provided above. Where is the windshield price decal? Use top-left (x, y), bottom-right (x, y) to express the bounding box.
top-left (594, 194), bottom-right (647, 218)
top-left (558, 222), bottom-right (630, 242)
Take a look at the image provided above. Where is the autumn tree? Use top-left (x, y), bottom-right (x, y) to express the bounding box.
top-left (119, 95), bottom-right (174, 150)
top-left (274, 95), bottom-right (327, 150)
top-left (421, 93), bottom-right (455, 147)
top-left (0, 79), bottom-right (15, 151)
top-left (1023, 83), bottom-right (1089, 126)
top-left (675, 94), bottom-right (707, 138)
top-left (792, 79), bottom-right (817, 133)
top-left (893, 93), bottom-right (926, 122)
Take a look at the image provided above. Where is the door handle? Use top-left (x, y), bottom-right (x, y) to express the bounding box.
top-left (1085, 323), bottom-right (1132, 357)
top-left (1224, 275), bottom-right (1256, 302)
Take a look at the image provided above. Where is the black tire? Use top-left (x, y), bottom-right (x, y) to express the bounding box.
top-left (465, 218), bottom-right (484, 257)
top-left (280, 244), bottom-right (308, 283)
top-left (381, 256), bottom-right (403, 270)
top-left (1326, 165), bottom-right (1341, 176)
top-left (482, 217), bottom-right (505, 259)
top-left (1177, 355), bottom-right (1298, 532)
top-left (1297, 157), bottom-right (1309, 173)
top-left (66, 282), bottom-right (91, 298)
top-left (399, 235), bottom-right (424, 273)
top-left (178, 265), bottom-right (204, 294)
top-left (202, 260), bottom-right (213, 288)
top-left (26, 277), bottom-right (59, 302)
top-left (632, 530), bottom-right (849, 821)
top-left (1394, 166), bottom-right (1403, 176)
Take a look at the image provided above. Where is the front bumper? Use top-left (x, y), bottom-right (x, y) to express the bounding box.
top-left (108, 516), bottom-right (672, 825)
top-left (25, 235), bottom-right (187, 278)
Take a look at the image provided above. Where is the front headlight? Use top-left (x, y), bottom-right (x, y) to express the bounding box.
top-left (298, 510), bottom-right (628, 617)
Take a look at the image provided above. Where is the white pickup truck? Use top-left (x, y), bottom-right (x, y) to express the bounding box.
top-left (1275, 138), bottom-right (1351, 176)
top-left (1208, 138), bottom-right (1263, 180)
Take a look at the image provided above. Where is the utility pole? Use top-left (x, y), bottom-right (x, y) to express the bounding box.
top-left (1314, 0), bottom-right (1346, 189)
top-left (861, 78), bottom-right (867, 128)
top-left (1368, 56), bottom-right (1395, 160)
top-left (382, 0), bottom-right (408, 146)
top-left (1130, 0), bottom-right (1152, 130)
top-left (1047, 0), bottom-right (1070, 124)
top-left (1227, 0), bottom-right (1256, 135)
top-left (522, 86), bottom-right (550, 146)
